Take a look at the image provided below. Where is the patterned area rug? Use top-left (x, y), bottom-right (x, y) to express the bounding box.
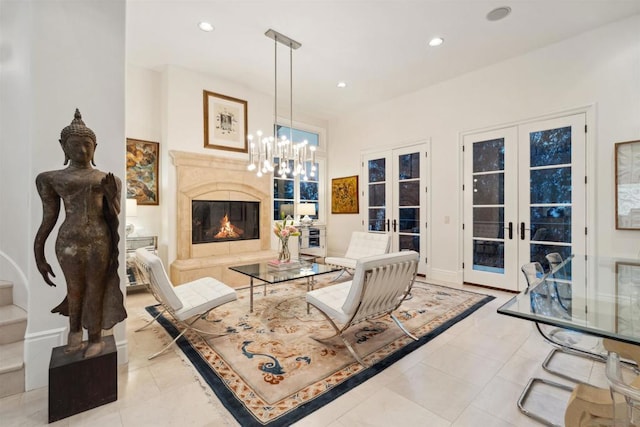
top-left (146, 276), bottom-right (494, 426)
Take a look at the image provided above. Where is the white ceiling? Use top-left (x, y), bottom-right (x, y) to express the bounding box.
top-left (126, 1), bottom-right (640, 121)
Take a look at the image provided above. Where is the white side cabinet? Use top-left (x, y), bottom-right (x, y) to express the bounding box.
top-left (299, 225), bottom-right (326, 258)
top-left (125, 235), bottom-right (157, 292)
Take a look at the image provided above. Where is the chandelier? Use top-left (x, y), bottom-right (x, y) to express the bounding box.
top-left (247, 29), bottom-right (316, 180)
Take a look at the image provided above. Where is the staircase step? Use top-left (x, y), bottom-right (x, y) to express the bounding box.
top-left (0, 341), bottom-right (25, 398)
top-left (0, 280), bottom-right (12, 306)
top-left (0, 305), bottom-right (27, 345)
top-left (0, 341), bottom-right (24, 374)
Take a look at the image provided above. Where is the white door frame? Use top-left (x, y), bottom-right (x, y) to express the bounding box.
top-left (457, 105), bottom-right (596, 287)
top-left (361, 139), bottom-right (431, 276)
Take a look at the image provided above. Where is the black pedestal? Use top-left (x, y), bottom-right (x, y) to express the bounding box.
top-left (48, 335), bottom-right (118, 423)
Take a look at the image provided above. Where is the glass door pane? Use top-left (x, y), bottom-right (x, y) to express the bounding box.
top-left (397, 152), bottom-right (420, 251)
top-left (528, 126), bottom-right (573, 271)
top-left (471, 139), bottom-right (506, 273)
top-left (367, 158), bottom-right (387, 232)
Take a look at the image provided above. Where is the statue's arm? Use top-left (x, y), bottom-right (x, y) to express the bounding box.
top-left (33, 173), bottom-right (59, 287)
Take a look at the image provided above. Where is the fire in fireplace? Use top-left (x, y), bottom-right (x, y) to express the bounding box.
top-left (192, 200), bottom-right (260, 244)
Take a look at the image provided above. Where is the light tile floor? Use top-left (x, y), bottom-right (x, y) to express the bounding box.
top-left (1, 282), bottom-right (612, 426)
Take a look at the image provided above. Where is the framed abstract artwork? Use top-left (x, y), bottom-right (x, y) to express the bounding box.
top-left (203, 90), bottom-right (248, 153)
top-left (126, 138), bottom-right (159, 205)
top-left (615, 140), bottom-right (640, 229)
top-left (615, 261), bottom-right (640, 334)
top-left (331, 175), bottom-right (359, 214)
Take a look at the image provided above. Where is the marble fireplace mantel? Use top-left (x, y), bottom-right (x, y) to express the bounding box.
top-left (169, 150), bottom-right (276, 286)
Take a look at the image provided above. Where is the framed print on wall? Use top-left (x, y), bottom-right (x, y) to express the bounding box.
top-left (203, 90), bottom-right (248, 153)
top-left (615, 140), bottom-right (640, 229)
top-left (615, 261), bottom-right (640, 334)
top-left (331, 175), bottom-right (359, 214)
top-left (126, 138), bottom-right (159, 205)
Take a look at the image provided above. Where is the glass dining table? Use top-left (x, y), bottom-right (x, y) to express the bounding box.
top-left (498, 254), bottom-right (640, 426)
top-left (498, 254), bottom-right (640, 345)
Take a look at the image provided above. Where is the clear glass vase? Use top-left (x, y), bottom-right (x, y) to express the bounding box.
top-left (278, 238), bottom-right (291, 263)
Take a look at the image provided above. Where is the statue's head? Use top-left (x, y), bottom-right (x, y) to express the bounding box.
top-left (59, 109), bottom-right (97, 165)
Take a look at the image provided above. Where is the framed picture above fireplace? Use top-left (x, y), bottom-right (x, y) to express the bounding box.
top-left (203, 90), bottom-right (248, 153)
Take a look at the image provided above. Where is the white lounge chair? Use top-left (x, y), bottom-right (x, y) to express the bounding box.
top-left (134, 248), bottom-right (237, 359)
top-left (324, 231), bottom-right (391, 280)
top-left (306, 250), bottom-right (419, 367)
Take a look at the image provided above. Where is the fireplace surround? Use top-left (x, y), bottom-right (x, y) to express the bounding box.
top-left (169, 151), bottom-right (277, 286)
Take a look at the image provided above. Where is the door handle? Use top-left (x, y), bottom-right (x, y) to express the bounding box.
top-left (392, 219), bottom-right (397, 232)
top-left (386, 219), bottom-right (390, 232)
top-left (503, 222), bottom-right (513, 240)
top-left (520, 222), bottom-right (531, 240)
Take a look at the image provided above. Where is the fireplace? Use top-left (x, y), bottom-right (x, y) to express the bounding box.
top-left (192, 200), bottom-right (260, 244)
top-left (170, 151), bottom-right (276, 286)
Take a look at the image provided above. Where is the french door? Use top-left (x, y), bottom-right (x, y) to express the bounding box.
top-left (362, 143), bottom-right (428, 274)
top-left (463, 114), bottom-right (586, 291)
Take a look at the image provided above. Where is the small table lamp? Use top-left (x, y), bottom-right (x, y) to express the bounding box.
top-left (125, 198), bottom-right (138, 236)
top-left (297, 203), bottom-right (316, 226)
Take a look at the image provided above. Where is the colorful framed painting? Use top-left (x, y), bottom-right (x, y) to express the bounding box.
top-left (331, 175), bottom-right (359, 214)
top-left (126, 138), bottom-right (159, 205)
top-left (203, 90), bottom-right (248, 153)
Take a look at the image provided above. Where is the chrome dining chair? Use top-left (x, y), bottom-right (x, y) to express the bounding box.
top-left (523, 261), bottom-right (605, 382)
top-left (518, 262), bottom-right (576, 426)
top-left (545, 252), bottom-right (571, 312)
top-left (564, 340), bottom-right (640, 427)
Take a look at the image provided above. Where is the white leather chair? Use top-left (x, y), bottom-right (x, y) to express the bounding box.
top-left (324, 231), bottom-right (391, 280)
top-left (306, 251), bottom-right (418, 367)
top-left (135, 248), bottom-right (237, 359)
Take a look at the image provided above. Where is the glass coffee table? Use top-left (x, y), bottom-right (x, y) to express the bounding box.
top-left (229, 261), bottom-right (341, 312)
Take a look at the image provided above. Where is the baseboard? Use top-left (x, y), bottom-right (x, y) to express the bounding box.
top-left (24, 328), bottom-right (66, 390)
top-left (428, 268), bottom-right (460, 285)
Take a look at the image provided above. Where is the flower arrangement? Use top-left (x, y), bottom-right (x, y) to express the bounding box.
top-left (273, 219), bottom-right (300, 263)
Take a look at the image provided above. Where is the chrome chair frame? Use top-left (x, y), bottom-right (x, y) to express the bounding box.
top-left (134, 248), bottom-right (237, 359)
top-left (307, 251), bottom-right (418, 367)
top-left (563, 342), bottom-right (640, 427)
top-left (518, 262), bottom-right (603, 426)
top-left (324, 231), bottom-right (391, 281)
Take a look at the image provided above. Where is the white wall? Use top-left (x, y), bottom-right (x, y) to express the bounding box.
top-left (0, 0), bottom-right (127, 390)
top-left (125, 66), bottom-right (165, 257)
top-left (327, 15), bottom-right (640, 283)
top-left (125, 64), bottom-right (329, 263)
top-left (0, 0), bottom-right (31, 310)
top-left (162, 65), bottom-right (274, 262)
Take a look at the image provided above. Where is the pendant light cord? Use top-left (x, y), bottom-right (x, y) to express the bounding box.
top-left (274, 36), bottom-right (278, 145)
top-left (290, 42), bottom-right (293, 144)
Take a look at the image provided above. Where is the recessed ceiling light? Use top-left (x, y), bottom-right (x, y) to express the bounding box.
top-left (428, 37), bottom-right (444, 47)
top-left (337, 81), bottom-right (347, 88)
top-left (198, 21), bottom-right (214, 32)
top-left (486, 6), bottom-right (511, 22)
